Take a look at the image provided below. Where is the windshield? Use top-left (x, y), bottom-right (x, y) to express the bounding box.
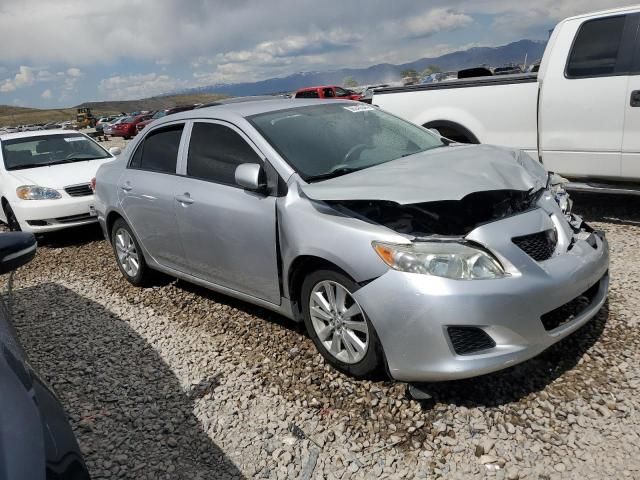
top-left (1, 133), bottom-right (111, 170)
top-left (249, 103), bottom-right (444, 181)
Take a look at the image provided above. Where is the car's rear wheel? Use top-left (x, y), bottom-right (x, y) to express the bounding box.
top-left (301, 269), bottom-right (384, 378)
top-left (3, 203), bottom-right (21, 231)
top-left (111, 218), bottom-right (149, 286)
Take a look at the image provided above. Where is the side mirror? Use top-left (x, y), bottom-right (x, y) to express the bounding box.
top-left (0, 232), bottom-right (36, 275)
top-left (235, 163), bottom-right (266, 192)
top-left (427, 128), bottom-right (441, 137)
top-left (108, 146), bottom-right (122, 156)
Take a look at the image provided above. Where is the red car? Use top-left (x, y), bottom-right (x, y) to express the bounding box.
top-left (294, 85), bottom-right (361, 100)
top-left (110, 114), bottom-right (152, 139)
top-left (136, 105), bottom-right (195, 134)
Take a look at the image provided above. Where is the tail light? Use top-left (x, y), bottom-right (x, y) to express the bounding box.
top-left (90, 177), bottom-right (96, 192)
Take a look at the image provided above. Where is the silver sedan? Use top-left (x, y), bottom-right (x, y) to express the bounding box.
top-left (94, 99), bottom-right (609, 381)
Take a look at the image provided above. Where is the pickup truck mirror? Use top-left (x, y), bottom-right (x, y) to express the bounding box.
top-left (235, 163), bottom-right (267, 192)
top-left (0, 232), bottom-right (36, 275)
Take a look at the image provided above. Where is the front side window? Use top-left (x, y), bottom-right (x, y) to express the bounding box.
top-left (1, 133), bottom-right (110, 171)
top-left (566, 15), bottom-right (626, 78)
top-left (186, 122), bottom-right (261, 185)
top-left (335, 87), bottom-right (350, 97)
top-left (132, 124), bottom-right (183, 173)
top-left (249, 103), bottom-right (444, 182)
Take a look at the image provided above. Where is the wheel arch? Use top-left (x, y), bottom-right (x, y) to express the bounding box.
top-left (423, 120), bottom-right (480, 144)
top-left (286, 255), bottom-right (354, 321)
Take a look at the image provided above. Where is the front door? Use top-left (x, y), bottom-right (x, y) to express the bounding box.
top-left (119, 123), bottom-right (188, 271)
top-left (539, 14), bottom-right (636, 180)
top-left (175, 120), bottom-right (280, 304)
top-left (622, 13), bottom-right (640, 179)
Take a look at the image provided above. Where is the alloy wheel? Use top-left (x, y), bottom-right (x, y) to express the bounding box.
top-left (309, 280), bottom-right (369, 364)
top-left (115, 228), bottom-right (140, 277)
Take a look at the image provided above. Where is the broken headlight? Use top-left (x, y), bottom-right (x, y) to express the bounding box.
top-left (548, 173), bottom-right (572, 215)
top-left (373, 241), bottom-right (506, 280)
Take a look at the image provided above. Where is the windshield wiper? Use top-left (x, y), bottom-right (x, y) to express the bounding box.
top-left (307, 166), bottom-right (363, 182)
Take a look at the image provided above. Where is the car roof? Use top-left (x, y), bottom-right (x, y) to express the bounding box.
top-left (155, 98), bottom-right (356, 126)
top-left (0, 129), bottom-right (83, 142)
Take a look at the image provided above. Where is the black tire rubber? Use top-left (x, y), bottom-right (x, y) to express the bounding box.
top-left (301, 269), bottom-right (384, 378)
top-left (111, 218), bottom-right (150, 286)
top-left (3, 202), bottom-right (21, 231)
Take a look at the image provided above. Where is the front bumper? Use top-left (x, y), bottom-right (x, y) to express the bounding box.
top-left (11, 196), bottom-right (98, 233)
top-left (354, 210), bottom-right (610, 382)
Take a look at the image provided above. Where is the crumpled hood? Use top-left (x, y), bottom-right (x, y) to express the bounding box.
top-left (300, 144), bottom-right (547, 205)
top-left (8, 158), bottom-right (113, 189)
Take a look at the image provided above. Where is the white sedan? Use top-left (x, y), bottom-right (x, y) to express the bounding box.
top-left (0, 130), bottom-right (120, 232)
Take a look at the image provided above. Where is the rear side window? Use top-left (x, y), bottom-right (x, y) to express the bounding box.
top-left (187, 122), bottom-right (261, 185)
top-left (131, 124), bottom-right (183, 173)
top-left (566, 15), bottom-right (626, 78)
top-left (296, 89), bottom-right (319, 98)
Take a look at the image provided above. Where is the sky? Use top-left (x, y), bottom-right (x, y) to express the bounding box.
top-left (0, 0), bottom-right (631, 108)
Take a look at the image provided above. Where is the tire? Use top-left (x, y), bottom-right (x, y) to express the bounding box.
top-left (3, 202), bottom-right (21, 231)
top-left (301, 269), bottom-right (384, 378)
top-left (111, 218), bottom-right (150, 286)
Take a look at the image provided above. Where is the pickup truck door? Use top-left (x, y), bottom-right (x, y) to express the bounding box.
top-left (622, 14), bottom-right (640, 180)
top-left (539, 13), bottom-right (638, 180)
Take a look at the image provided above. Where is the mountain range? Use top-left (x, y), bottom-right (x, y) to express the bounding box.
top-left (176, 39), bottom-right (546, 97)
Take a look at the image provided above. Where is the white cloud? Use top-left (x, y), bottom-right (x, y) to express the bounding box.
top-left (98, 73), bottom-right (186, 100)
top-left (0, 66), bottom-right (35, 92)
top-left (393, 8), bottom-right (473, 39)
top-left (66, 67), bottom-right (82, 77)
top-left (41, 88), bottom-right (52, 99)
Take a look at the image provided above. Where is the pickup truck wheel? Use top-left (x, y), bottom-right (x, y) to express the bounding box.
top-left (302, 269), bottom-right (384, 378)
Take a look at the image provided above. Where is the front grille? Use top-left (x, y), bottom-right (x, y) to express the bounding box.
top-left (448, 327), bottom-right (496, 355)
top-left (54, 213), bottom-right (94, 224)
top-left (64, 183), bottom-right (93, 197)
top-left (513, 230), bottom-right (557, 261)
top-left (541, 279), bottom-right (602, 331)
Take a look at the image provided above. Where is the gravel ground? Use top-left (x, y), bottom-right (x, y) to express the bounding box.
top-left (2, 188), bottom-right (639, 479)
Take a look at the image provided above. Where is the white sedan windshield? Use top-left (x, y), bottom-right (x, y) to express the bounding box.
top-left (2, 133), bottom-right (110, 170)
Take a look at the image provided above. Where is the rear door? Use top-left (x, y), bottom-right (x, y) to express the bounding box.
top-left (175, 120), bottom-right (280, 304)
top-left (119, 123), bottom-right (188, 271)
top-left (539, 13), bottom-right (637, 180)
top-left (622, 13), bottom-right (640, 179)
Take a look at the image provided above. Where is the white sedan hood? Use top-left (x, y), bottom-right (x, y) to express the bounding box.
top-left (300, 144), bottom-right (547, 205)
top-left (8, 158), bottom-right (114, 189)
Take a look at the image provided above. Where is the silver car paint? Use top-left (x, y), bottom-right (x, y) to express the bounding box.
top-left (95, 99), bottom-right (609, 381)
top-left (301, 144), bottom-right (546, 204)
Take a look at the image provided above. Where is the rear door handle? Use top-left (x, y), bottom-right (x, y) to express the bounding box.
top-left (631, 90), bottom-right (640, 107)
top-left (175, 193), bottom-right (194, 205)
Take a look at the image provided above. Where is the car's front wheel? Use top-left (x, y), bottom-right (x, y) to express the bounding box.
top-left (111, 218), bottom-right (150, 286)
top-left (301, 269), bottom-right (384, 378)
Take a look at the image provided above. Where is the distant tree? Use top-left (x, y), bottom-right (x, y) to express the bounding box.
top-left (400, 69), bottom-right (420, 85)
top-left (343, 77), bottom-right (359, 88)
top-left (421, 65), bottom-right (442, 77)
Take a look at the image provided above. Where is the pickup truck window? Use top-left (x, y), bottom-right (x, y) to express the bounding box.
top-left (296, 90), bottom-right (319, 98)
top-left (335, 87), bottom-right (350, 97)
top-left (567, 15), bottom-right (626, 78)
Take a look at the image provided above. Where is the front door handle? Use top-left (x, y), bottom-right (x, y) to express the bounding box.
top-left (175, 193), bottom-right (194, 205)
top-left (631, 90), bottom-right (640, 107)
top-left (120, 183), bottom-right (132, 192)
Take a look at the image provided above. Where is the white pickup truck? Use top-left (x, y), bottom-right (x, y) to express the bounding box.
top-left (373, 6), bottom-right (640, 194)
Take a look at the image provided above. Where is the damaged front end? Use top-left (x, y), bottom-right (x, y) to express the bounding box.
top-left (329, 188), bottom-right (544, 238)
